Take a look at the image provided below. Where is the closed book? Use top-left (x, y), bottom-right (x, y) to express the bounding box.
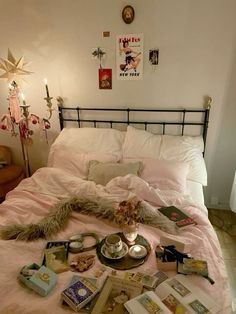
top-left (182, 258), bottom-right (208, 276)
top-left (62, 277), bottom-right (99, 312)
top-left (124, 272), bottom-right (159, 289)
top-left (42, 240), bottom-right (70, 266)
top-left (158, 206), bottom-right (196, 228)
top-left (124, 291), bottom-right (172, 314)
top-left (62, 275), bottom-right (98, 313)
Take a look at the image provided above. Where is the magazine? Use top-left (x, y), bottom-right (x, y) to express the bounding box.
top-left (155, 274), bottom-right (220, 313)
top-left (158, 206), bottom-right (196, 228)
top-left (91, 275), bottom-right (143, 314)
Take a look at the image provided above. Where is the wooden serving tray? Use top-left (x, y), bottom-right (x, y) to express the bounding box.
top-left (96, 232), bottom-right (151, 270)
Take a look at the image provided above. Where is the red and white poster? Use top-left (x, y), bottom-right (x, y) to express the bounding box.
top-left (98, 68), bottom-right (112, 89)
top-left (116, 34), bottom-right (143, 80)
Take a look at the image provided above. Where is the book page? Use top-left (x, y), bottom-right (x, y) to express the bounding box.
top-left (125, 291), bottom-right (172, 314)
top-left (91, 276), bottom-right (142, 314)
top-left (155, 274), bottom-right (220, 314)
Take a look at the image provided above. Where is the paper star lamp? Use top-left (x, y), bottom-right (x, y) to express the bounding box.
top-left (0, 49), bottom-right (32, 83)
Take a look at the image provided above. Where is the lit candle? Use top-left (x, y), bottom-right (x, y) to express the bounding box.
top-left (129, 245), bottom-right (147, 259)
top-left (44, 78), bottom-right (50, 98)
top-left (21, 93), bottom-right (26, 106)
top-left (134, 245), bottom-right (142, 253)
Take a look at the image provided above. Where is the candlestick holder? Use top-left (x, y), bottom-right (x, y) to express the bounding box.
top-left (44, 96), bottom-right (54, 119)
top-left (0, 81), bottom-right (54, 177)
top-left (20, 104), bottom-right (30, 119)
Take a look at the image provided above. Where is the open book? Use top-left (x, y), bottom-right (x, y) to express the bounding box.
top-left (125, 274), bottom-right (220, 314)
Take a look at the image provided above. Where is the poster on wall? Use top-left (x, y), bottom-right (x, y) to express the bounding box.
top-left (116, 34), bottom-right (143, 80)
top-left (98, 68), bottom-right (112, 89)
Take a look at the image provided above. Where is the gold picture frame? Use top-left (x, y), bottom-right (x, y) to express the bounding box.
top-left (122, 5), bottom-right (135, 24)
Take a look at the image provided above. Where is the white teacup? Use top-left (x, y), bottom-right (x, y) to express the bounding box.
top-left (105, 234), bottom-right (123, 254)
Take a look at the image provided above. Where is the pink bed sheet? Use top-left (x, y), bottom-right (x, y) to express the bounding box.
top-left (0, 168), bottom-right (232, 314)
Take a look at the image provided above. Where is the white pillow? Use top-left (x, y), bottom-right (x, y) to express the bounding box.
top-left (122, 158), bottom-right (189, 193)
top-left (47, 147), bottom-right (119, 179)
top-left (122, 126), bottom-right (207, 186)
top-left (160, 135), bottom-right (207, 185)
top-left (49, 127), bottom-right (125, 159)
top-left (122, 125), bottom-right (162, 159)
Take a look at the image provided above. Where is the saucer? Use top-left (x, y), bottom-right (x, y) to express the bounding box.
top-left (101, 242), bottom-right (128, 260)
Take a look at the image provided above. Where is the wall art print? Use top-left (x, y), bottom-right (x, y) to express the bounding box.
top-left (99, 68), bottom-right (112, 89)
top-left (116, 34), bottom-right (143, 80)
top-left (149, 49), bottom-right (159, 65)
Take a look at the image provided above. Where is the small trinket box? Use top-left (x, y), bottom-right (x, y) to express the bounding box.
top-left (155, 246), bottom-right (177, 271)
top-left (159, 236), bottom-right (191, 253)
top-left (18, 263), bottom-right (57, 296)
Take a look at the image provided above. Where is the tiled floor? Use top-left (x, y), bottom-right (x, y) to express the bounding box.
top-left (208, 208), bottom-right (236, 314)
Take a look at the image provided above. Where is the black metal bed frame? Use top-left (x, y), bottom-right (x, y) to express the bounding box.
top-left (57, 97), bottom-right (211, 154)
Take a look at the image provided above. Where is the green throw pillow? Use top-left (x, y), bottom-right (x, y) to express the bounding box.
top-left (87, 161), bottom-right (143, 186)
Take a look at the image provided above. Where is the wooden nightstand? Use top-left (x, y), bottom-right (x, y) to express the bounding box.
top-left (0, 146), bottom-right (24, 202)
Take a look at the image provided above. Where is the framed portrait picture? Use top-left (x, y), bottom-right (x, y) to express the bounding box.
top-left (122, 5), bottom-right (135, 24)
top-left (98, 68), bottom-right (112, 89)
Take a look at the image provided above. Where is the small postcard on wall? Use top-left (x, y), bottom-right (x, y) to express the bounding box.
top-left (98, 68), bottom-right (112, 89)
top-left (116, 33), bottom-right (143, 80)
top-left (149, 49), bottom-right (159, 65)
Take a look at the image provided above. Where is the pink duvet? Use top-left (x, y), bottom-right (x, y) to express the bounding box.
top-left (0, 168), bottom-right (232, 313)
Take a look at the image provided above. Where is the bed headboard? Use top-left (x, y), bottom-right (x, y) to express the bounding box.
top-left (56, 96), bottom-right (212, 154)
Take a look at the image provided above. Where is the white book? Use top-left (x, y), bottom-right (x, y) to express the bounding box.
top-left (125, 291), bottom-right (172, 314)
top-left (155, 274), bottom-right (221, 314)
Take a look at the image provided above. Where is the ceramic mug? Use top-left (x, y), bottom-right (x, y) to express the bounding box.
top-left (105, 234), bottom-right (123, 254)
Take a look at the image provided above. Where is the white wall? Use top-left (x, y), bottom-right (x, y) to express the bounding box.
top-left (0, 0), bottom-right (236, 207)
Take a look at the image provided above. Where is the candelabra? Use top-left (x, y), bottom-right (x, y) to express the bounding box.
top-left (0, 80), bottom-right (54, 177)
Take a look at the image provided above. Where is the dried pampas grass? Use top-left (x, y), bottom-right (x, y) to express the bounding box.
top-left (0, 196), bottom-right (177, 241)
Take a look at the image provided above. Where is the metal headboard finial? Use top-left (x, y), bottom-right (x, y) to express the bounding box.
top-left (57, 96), bottom-right (64, 107)
top-left (204, 95), bottom-right (212, 109)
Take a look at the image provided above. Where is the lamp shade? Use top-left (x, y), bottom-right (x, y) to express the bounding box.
top-left (230, 170), bottom-right (236, 212)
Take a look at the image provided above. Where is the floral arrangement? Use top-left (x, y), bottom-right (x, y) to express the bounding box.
top-left (114, 197), bottom-right (141, 226)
